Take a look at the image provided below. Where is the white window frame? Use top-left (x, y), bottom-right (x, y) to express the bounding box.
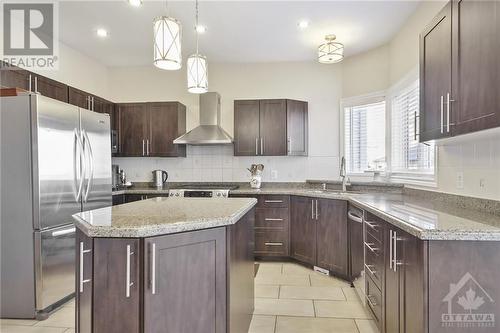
top-left (340, 91), bottom-right (387, 179)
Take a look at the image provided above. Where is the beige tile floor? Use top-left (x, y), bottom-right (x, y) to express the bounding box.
top-left (1, 261), bottom-right (378, 333)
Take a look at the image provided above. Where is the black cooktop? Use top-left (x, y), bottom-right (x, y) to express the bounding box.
top-left (178, 184), bottom-right (239, 190)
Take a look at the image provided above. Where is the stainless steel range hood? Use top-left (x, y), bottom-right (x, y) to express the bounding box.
top-left (173, 92), bottom-right (233, 145)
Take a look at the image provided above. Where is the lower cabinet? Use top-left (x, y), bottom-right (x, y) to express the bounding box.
top-left (290, 196), bottom-right (348, 277)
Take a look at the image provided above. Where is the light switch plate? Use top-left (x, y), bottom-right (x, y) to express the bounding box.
top-left (271, 170), bottom-right (278, 180)
top-left (456, 172), bottom-right (464, 189)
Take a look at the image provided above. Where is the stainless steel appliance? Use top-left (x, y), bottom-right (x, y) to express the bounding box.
top-left (152, 169), bottom-right (168, 188)
top-left (348, 205), bottom-right (366, 303)
top-left (173, 92), bottom-right (233, 145)
top-left (1, 94), bottom-right (112, 319)
top-left (168, 184), bottom-right (238, 198)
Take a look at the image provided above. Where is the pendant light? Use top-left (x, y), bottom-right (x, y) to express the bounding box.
top-left (153, 0), bottom-right (182, 70)
top-left (187, 0), bottom-right (208, 94)
top-left (318, 34), bottom-right (344, 64)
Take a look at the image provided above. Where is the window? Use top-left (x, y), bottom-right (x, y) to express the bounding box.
top-left (390, 80), bottom-right (435, 179)
top-left (343, 101), bottom-right (386, 174)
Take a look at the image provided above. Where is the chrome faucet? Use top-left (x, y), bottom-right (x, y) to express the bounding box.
top-left (340, 157), bottom-right (350, 192)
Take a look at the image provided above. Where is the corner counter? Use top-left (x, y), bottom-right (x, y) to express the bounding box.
top-left (72, 197), bottom-right (257, 333)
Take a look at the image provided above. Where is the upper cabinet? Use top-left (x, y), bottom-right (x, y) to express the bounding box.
top-left (117, 102), bottom-right (186, 158)
top-left (234, 99), bottom-right (308, 156)
top-left (419, 0), bottom-right (500, 141)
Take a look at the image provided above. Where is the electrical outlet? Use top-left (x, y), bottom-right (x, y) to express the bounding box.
top-left (479, 178), bottom-right (485, 189)
top-left (456, 172), bottom-right (464, 189)
top-left (271, 170), bottom-right (278, 180)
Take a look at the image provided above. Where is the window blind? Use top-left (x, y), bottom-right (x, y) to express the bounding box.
top-left (391, 81), bottom-right (435, 175)
top-left (344, 101), bottom-right (386, 174)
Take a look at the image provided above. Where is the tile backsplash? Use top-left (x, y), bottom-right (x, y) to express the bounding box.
top-left (113, 145), bottom-right (340, 184)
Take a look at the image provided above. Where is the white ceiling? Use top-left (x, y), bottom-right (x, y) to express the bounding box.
top-left (59, 1), bottom-right (420, 67)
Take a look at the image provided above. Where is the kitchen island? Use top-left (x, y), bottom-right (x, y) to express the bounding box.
top-left (72, 197), bottom-right (257, 333)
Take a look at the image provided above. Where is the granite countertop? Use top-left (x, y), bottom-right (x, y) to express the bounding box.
top-left (109, 183), bottom-right (500, 241)
top-left (73, 197), bottom-right (257, 238)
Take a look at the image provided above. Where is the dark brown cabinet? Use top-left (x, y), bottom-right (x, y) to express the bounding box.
top-left (32, 75), bottom-right (68, 102)
top-left (144, 228), bottom-right (227, 333)
top-left (420, 0), bottom-right (500, 141)
top-left (419, 2), bottom-right (453, 141)
top-left (290, 196), bottom-right (316, 265)
top-left (234, 99), bottom-right (308, 156)
top-left (117, 102), bottom-right (186, 157)
top-left (0, 64), bottom-right (30, 90)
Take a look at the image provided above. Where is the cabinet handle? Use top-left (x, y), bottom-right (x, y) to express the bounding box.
top-left (264, 200), bottom-right (283, 203)
top-left (255, 137), bottom-right (258, 155)
top-left (311, 200), bottom-right (314, 219)
top-left (92, 96), bottom-right (95, 111)
top-left (389, 230), bottom-right (393, 270)
top-left (126, 244), bottom-right (134, 298)
top-left (147, 139), bottom-right (150, 156)
top-left (446, 93), bottom-right (454, 133)
top-left (414, 111), bottom-right (418, 141)
top-left (364, 242), bottom-right (379, 253)
top-left (265, 242), bottom-right (283, 246)
top-left (142, 139), bottom-right (145, 156)
top-left (315, 200), bottom-right (319, 220)
top-left (440, 95), bottom-right (444, 134)
top-left (392, 231), bottom-right (403, 272)
top-left (261, 137), bottom-right (264, 155)
top-left (265, 218), bottom-right (283, 221)
top-left (28, 74), bottom-right (32, 92)
top-left (34, 76), bottom-right (38, 93)
top-left (287, 137), bottom-right (291, 154)
top-left (150, 243), bottom-right (156, 295)
top-left (367, 295), bottom-right (378, 307)
top-left (365, 221), bottom-right (378, 231)
top-left (347, 211), bottom-right (363, 223)
top-left (79, 241), bottom-right (91, 293)
top-left (365, 264), bottom-right (377, 276)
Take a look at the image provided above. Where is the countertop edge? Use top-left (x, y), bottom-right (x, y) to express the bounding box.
top-left (73, 198), bottom-right (258, 238)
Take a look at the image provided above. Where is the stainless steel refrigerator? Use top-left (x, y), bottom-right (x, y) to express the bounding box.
top-left (0, 94), bottom-right (111, 319)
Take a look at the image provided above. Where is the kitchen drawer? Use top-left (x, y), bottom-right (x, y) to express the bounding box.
top-left (255, 230), bottom-right (289, 256)
top-left (364, 212), bottom-right (384, 243)
top-left (255, 208), bottom-right (289, 229)
top-left (366, 274), bottom-right (382, 329)
top-left (365, 232), bottom-right (384, 289)
top-left (258, 195), bottom-right (289, 208)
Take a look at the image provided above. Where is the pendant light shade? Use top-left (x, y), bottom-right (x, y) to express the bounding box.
top-left (187, 54), bottom-right (208, 94)
top-left (318, 34), bottom-right (344, 64)
top-left (153, 16), bottom-right (182, 70)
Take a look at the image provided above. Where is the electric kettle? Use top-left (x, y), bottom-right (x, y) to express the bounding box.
top-left (152, 170), bottom-right (168, 188)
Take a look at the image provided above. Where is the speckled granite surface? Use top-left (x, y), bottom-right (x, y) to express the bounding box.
top-left (73, 197), bottom-right (257, 238)
top-left (105, 182), bottom-right (500, 241)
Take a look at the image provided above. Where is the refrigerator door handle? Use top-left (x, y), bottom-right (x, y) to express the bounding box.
top-left (73, 129), bottom-right (85, 202)
top-left (82, 130), bottom-right (95, 203)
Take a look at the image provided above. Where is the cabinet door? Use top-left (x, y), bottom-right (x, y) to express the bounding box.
top-left (316, 199), bottom-right (348, 276)
top-left (68, 87), bottom-right (90, 109)
top-left (452, 0), bottom-right (500, 135)
top-left (419, 2), bottom-right (452, 141)
top-left (118, 103), bottom-right (148, 156)
top-left (76, 229), bottom-right (93, 333)
top-left (259, 99), bottom-right (287, 156)
top-left (286, 100), bottom-right (308, 156)
top-left (0, 65), bottom-right (30, 90)
top-left (33, 76), bottom-right (68, 103)
top-left (144, 228), bottom-right (227, 333)
top-left (148, 102), bottom-right (184, 157)
top-left (93, 239), bottom-right (140, 333)
top-left (234, 100), bottom-right (260, 156)
top-left (290, 196), bottom-right (316, 265)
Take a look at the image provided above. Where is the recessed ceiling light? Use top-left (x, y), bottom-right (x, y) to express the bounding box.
top-left (127, 0), bottom-right (142, 7)
top-left (298, 20), bottom-right (309, 29)
top-left (96, 28), bottom-right (108, 38)
top-left (195, 25), bottom-right (207, 34)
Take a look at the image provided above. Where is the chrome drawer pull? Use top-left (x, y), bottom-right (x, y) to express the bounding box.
top-left (265, 200), bottom-right (283, 203)
top-left (79, 242), bottom-right (92, 293)
top-left (365, 221), bottom-right (378, 230)
top-left (126, 244), bottom-right (134, 298)
top-left (265, 218), bottom-right (283, 221)
top-left (367, 295), bottom-right (378, 307)
top-left (365, 264), bottom-right (377, 276)
top-left (151, 243), bottom-right (156, 295)
top-left (364, 242), bottom-right (379, 253)
top-left (265, 242), bottom-right (283, 246)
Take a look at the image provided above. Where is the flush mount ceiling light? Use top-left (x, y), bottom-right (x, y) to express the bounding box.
top-left (127, 0), bottom-right (142, 7)
top-left (187, 0), bottom-right (208, 94)
top-left (298, 20), bottom-right (309, 29)
top-left (96, 28), bottom-right (108, 38)
top-left (318, 34), bottom-right (344, 64)
top-left (153, 1), bottom-right (182, 70)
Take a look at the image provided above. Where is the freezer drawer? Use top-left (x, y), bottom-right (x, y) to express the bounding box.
top-left (34, 225), bottom-right (76, 311)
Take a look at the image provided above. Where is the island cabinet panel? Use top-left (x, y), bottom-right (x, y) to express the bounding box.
top-left (419, 2), bottom-right (453, 142)
top-left (143, 227), bottom-right (227, 333)
top-left (316, 198), bottom-right (348, 276)
top-left (75, 230), bottom-right (93, 333)
top-left (290, 196), bottom-right (316, 265)
top-left (451, 0), bottom-right (500, 135)
top-left (227, 208), bottom-right (255, 333)
top-left (93, 239), bottom-right (140, 333)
